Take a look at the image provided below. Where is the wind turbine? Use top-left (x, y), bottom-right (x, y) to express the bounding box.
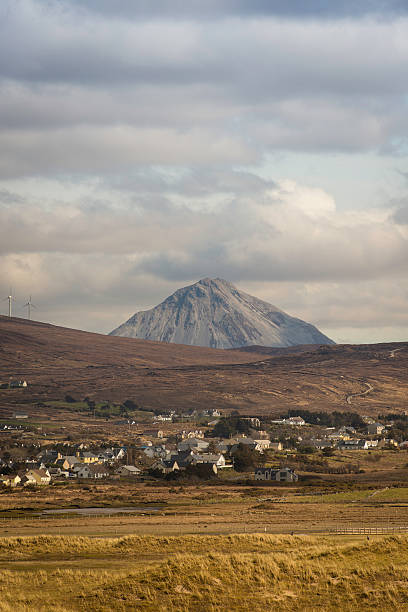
top-left (23, 296), bottom-right (36, 320)
top-left (2, 289), bottom-right (15, 318)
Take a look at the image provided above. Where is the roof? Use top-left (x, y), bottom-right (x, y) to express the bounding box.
top-left (120, 465), bottom-right (141, 473)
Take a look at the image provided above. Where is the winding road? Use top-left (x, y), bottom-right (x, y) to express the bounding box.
top-left (346, 381), bottom-right (374, 405)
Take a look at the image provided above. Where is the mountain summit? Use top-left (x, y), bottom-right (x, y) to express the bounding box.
top-left (110, 278), bottom-right (334, 349)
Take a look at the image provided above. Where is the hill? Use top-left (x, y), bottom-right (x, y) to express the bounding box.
top-left (110, 277), bottom-right (334, 348)
top-left (1, 316), bottom-right (408, 419)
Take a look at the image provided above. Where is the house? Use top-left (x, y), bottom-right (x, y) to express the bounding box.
top-left (152, 459), bottom-right (179, 474)
top-left (13, 412), bottom-right (28, 419)
top-left (181, 430), bottom-right (205, 440)
top-left (38, 450), bottom-right (62, 464)
top-left (286, 416), bottom-right (306, 426)
top-left (189, 453), bottom-right (226, 468)
top-left (230, 438), bottom-right (269, 454)
top-left (77, 451), bottom-right (100, 464)
top-left (0, 474), bottom-right (21, 487)
top-left (309, 439), bottom-right (333, 450)
top-left (251, 439), bottom-right (271, 451)
top-left (177, 438), bottom-right (209, 452)
top-left (60, 456), bottom-right (81, 469)
top-left (77, 464), bottom-right (110, 479)
top-left (22, 468), bottom-right (51, 486)
top-left (367, 423), bottom-right (385, 435)
top-left (377, 438), bottom-right (398, 448)
top-left (9, 380), bottom-right (28, 388)
top-left (143, 429), bottom-right (164, 439)
top-left (269, 442), bottom-right (283, 451)
top-left (115, 465), bottom-right (142, 477)
top-left (254, 467), bottom-right (298, 482)
top-left (337, 439), bottom-right (378, 451)
top-left (202, 409), bottom-right (221, 418)
top-left (241, 417), bottom-right (261, 429)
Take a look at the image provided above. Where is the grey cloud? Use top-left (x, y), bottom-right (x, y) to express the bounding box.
top-left (69, 0), bottom-right (408, 20)
top-left (2, 170), bottom-right (406, 286)
top-left (1, 6), bottom-right (408, 175)
top-left (0, 188), bottom-right (24, 204)
top-left (393, 203), bottom-right (408, 224)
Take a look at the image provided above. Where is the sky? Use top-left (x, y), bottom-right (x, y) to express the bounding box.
top-left (1, 0), bottom-right (408, 344)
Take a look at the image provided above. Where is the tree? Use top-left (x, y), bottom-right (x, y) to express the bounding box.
top-left (231, 444), bottom-right (262, 472)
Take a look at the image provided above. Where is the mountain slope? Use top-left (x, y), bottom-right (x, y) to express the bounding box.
top-left (110, 278), bottom-right (334, 349)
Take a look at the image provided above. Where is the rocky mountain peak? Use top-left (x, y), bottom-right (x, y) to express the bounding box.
top-left (110, 278), bottom-right (334, 349)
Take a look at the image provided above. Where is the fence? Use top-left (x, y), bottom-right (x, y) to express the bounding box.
top-left (331, 525), bottom-right (408, 535)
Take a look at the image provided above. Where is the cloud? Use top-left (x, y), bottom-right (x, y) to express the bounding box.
top-left (1, 4), bottom-right (408, 179)
top-left (1, 2), bottom-right (408, 342)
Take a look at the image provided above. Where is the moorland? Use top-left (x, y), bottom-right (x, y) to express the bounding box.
top-left (1, 316), bottom-right (408, 610)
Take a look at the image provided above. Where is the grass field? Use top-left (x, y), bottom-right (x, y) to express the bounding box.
top-left (0, 534), bottom-right (407, 610)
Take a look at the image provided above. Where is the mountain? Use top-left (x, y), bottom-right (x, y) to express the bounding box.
top-left (110, 278), bottom-right (334, 349)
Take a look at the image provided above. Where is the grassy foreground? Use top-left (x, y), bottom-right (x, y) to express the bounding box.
top-left (0, 534), bottom-right (407, 611)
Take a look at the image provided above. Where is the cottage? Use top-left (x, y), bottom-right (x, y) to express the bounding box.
top-left (254, 467), bottom-right (298, 482)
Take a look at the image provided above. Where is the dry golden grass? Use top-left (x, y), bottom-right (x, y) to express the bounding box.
top-left (0, 534), bottom-right (407, 611)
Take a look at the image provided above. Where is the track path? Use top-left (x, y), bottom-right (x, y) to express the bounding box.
top-left (346, 381), bottom-right (374, 405)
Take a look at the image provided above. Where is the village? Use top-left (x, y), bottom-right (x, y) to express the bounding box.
top-left (2, 390), bottom-right (408, 490)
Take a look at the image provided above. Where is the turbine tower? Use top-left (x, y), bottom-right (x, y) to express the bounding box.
top-left (23, 296), bottom-right (36, 320)
top-left (2, 289), bottom-right (15, 318)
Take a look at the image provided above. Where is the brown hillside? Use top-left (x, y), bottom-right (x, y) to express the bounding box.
top-left (1, 316), bottom-right (408, 417)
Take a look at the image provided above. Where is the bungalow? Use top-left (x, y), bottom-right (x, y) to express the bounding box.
top-left (254, 467), bottom-right (298, 482)
top-left (337, 439), bottom-right (378, 450)
top-left (190, 453), bottom-right (226, 468)
top-left (115, 465), bottom-right (142, 477)
top-left (309, 439), bottom-right (333, 450)
top-left (77, 464), bottom-right (110, 479)
top-left (286, 416), bottom-right (306, 426)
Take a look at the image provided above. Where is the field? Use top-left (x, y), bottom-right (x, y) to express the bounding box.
top-left (0, 533), bottom-right (407, 610)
